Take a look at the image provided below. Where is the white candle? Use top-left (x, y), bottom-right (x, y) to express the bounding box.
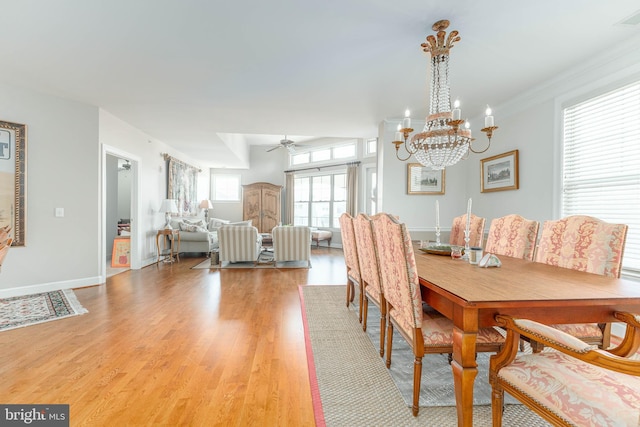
top-left (466, 198), bottom-right (472, 231)
top-left (452, 99), bottom-right (461, 121)
top-left (402, 109), bottom-right (411, 129)
top-left (485, 105), bottom-right (494, 127)
top-left (394, 123), bottom-right (403, 142)
top-left (435, 200), bottom-right (440, 228)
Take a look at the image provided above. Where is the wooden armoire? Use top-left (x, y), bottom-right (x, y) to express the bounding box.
top-left (242, 182), bottom-right (282, 233)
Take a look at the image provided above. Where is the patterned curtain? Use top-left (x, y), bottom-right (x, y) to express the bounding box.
top-left (167, 157), bottom-right (199, 216)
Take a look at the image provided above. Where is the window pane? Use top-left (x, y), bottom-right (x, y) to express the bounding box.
top-left (334, 144), bottom-right (356, 159)
top-left (311, 202), bottom-right (330, 227)
top-left (212, 174), bottom-right (241, 201)
top-left (333, 174), bottom-right (346, 201)
top-left (366, 138), bottom-right (377, 154)
top-left (292, 153), bottom-right (309, 165)
top-left (294, 177), bottom-right (309, 201)
top-left (332, 202), bottom-right (346, 228)
top-left (294, 202), bottom-right (309, 226)
top-left (311, 149), bottom-right (331, 162)
top-left (312, 176), bottom-right (331, 201)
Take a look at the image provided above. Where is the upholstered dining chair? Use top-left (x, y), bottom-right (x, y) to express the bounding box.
top-left (339, 213), bottom-right (362, 320)
top-left (371, 213), bottom-right (505, 416)
top-left (490, 312), bottom-right (640, 427)
top-left (353, 213), bottom-right (386, 356)
top-left (533, 215), bottom-right (628, 351)
top-left (484, 214), bottom-right (540, 261)
top-left (449, 213), bottom-right (486, 247)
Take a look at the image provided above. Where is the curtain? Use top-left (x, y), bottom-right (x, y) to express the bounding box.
top-left (285, 172), bottom-right (294, 225)
top-left (167, 156), bottom-right (199, 217)
top-left (346, 163), bottom-right (359, 216)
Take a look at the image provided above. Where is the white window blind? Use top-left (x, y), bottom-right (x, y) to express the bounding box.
top-left (562, 81), bottom-right (640, 273)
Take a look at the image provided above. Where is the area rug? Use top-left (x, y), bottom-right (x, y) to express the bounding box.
top-left (192, 251), bottom-right (310, 269)
top-left (0, 289), bottom-right (88, 332)
top-left (299, 285), bottom-right (551, 427)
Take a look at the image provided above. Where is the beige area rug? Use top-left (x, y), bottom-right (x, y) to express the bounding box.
top-left (192, 251), bottom-right (310, 269)
top-left (299, 285), bottom-right (552, 427)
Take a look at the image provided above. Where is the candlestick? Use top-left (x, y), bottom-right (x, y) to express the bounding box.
top-left (402, 109), bottom-right (411, 129)
top-left (466, 198), bottom-right (472, 231)
top-left (485, 105), bottom-right (494, 128)
top-left (435, 200), bottom-right (440, 229)
top-left (463, 198), bottom-right (472, 261)
top-left (452, 99), bottom-right (461, 121)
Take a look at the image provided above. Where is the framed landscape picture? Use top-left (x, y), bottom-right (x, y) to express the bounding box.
top-left (480, 150), bottom-right (519, 193)
top-left (0, 120), bottom-right (27, 246)
top-left (407, 163), bottom-right (445, 195)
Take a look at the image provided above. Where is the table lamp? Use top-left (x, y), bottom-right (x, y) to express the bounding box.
top-left (160, 199), bottom-right (179, 229)
top-left (199, 199), bottom-right (213, 223)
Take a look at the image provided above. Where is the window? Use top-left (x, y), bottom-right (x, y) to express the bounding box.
top-left (293, 172), bottom-right (346, 228)
top-left (365, 138), bottom-right (377, 156)
top-left (289, 141), bottom-right (356, 166)
top-left (212, 174), bottom-right (241, 202)
top-left (562, 81), bottom-right (640, 273)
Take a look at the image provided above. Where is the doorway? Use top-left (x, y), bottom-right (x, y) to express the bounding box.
top-left (102, 145), bottom-right (140, 280)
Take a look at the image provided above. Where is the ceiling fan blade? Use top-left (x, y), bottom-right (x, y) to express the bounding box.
top-left (266, 145), bottom-right (282, 152)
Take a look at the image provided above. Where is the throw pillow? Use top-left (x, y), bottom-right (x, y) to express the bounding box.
top-left (183, 218), bottom-right (206, 228)
top-left (209, 218), bottom-right (230, 230)
top-left (179, 222), bottom-right (208, 233)
top-left (227, 220), bottom-right (252, 227)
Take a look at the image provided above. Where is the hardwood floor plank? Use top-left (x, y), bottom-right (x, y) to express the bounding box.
top-left (0, 248), bottom-right (345, 426)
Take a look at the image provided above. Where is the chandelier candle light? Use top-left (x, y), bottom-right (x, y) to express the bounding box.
top-left (393, 20), bottom-right (498, 170)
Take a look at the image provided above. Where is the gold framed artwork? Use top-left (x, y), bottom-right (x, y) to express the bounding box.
top-left (480, 150), bottom-right (519, 193)
top-left (407, 163), bottom-right (445, 195)
top-left (0, 120), bottom-right (27, 246)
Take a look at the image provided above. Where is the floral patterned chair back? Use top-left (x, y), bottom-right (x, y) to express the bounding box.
top-left (339, 213), bottom-right (361, 309)
top-left (534, 215), bottom-right (628, 278)
top-left (450, 214), bottom-right (486, 247)
top-left (353, 213), bottom-right (387, 355)
top-left (371, 213), bottom-right (422, 334)
top-left (485, 214), bottom-right (540, 261)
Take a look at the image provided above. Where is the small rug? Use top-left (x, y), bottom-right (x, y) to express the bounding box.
top-left (192, 251), bottom-right (310, 269)
top-left (0, 289), bottom-right (88, 332)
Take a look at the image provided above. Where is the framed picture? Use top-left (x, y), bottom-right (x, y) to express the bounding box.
top-left (111, 236), bottom-right (131, 268)
top-left (407, 163), bottom-right (445, 195)
top-left (480, 150), bottom-right (519, 193)
top-left (0, 120), bottom-right (27, 246)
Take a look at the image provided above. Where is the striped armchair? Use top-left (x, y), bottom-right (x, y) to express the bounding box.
top-left (271, 226), bottom-right (311, 267)
top-left (218, 225), bottom-right (262, 265)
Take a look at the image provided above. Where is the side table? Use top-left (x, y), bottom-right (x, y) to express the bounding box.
top-left (156, 229), bottom-right (180, 263)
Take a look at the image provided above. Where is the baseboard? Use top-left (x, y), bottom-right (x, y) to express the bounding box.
top-left (0, 276), bottom-right (103, 299)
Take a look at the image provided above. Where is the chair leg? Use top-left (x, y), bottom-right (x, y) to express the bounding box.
top-left (358, 282), bottom-right (364, 324)
top-left (491, 384), bottom-right (505, 427)
top-left (345, 279), bottom-right (352, 307)
top-left (379, 309), bottom-right (386, 357)
top-left (412, 355), bottom-right (423, 416)
top-left (386, 320), bottom-right (393, 369)
top-left (362, 296), bottom-right (369, 332)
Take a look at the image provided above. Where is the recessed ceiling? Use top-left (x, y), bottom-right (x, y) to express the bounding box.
top-left (1, 1), bottom-right (639, 167)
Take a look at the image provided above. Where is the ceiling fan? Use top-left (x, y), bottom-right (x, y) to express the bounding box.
top-left (266, 136), bottom-right (299, 153)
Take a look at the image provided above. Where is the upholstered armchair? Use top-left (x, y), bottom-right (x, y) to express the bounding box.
top-left (218, 225), bottom-right (262, 265)
top-left (484, 214), bottom-right (539, 261)
top-left (533, 215), bottom-right (628, 350)
top-left (450, 213), bottom-right (486, 247)
top-left (490, 312), bottom-right (640, 427)
top-left (271, 226), bottom-right (311, 267)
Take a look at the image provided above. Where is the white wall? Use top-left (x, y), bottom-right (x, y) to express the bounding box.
top-left (210, 145), bottom-right (287, 222)
top-left (0, 82), bottom-right (100, 295)
top-left (99, 110), bottom-right (211, 267)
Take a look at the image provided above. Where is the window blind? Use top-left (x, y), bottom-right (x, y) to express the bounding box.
top-left (562, 81), bottom-right (640, 274)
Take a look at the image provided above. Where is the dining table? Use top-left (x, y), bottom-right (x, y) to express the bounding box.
top-left (415, 247), bottom-right (640, 427)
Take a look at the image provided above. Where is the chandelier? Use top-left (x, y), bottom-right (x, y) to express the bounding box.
top-left (392, 20), bottom-right (498, 170)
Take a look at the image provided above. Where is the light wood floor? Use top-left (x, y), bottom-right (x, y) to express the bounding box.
top-left (1, 248), bottom-right (347, 426)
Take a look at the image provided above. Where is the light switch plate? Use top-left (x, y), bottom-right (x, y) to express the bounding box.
top-left (55, 208), bottom-right (64, 217)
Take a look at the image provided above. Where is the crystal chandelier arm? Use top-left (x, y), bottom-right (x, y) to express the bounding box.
top-left (469, 126), bottom-right (498, 154)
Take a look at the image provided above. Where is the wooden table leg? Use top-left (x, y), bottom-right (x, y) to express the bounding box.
top-left (451, 325), bottom-right (478, 427)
